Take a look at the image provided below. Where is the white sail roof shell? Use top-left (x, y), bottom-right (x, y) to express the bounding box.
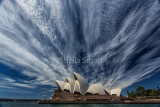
top-left (55, 80), bottom-right (67, 91)
top-left (64, 83), bottom-right (71, 91)
top-left (66, 77), bottom-right (75, 93)
top-left (73, 72), bottom-right (89, 95)
top-left (111, 89), bottom-right (121, 96)
top-left (104, 88), bottom-right (111, 94)
top-left (105, 88), bottom-right (121, 96)
top-left (86, 86), bottom-right (94, 94)
top-left (55, 72), bottom-right (121, 96)
top-left (74, 80), bottom-right (81, 93)
top-left (87, 84), bottom-right (104, 95)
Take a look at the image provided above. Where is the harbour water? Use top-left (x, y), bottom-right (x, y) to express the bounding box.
top-left (0, 101), bottom-right (160, 107)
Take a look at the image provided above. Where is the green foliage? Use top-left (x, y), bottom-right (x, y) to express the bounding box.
top-left (127, 90), bottom-right (129, 96)
top-left (136, 86), bottom-right (145, 97)
top-left (157, 86), bottom-right (160, 96)
top-left (127, 86), bottom-right (160, 98)
top-left (128, 91), bottom-right (136, 98)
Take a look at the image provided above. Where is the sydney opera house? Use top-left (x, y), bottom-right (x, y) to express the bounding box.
top-left (50, 72), bottom-right (127, 102)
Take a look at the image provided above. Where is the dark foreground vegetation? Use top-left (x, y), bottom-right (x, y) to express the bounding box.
top-left (127, 86), bottom-right (160, 98)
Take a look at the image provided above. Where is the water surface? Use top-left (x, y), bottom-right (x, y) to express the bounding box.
top-left (0, 101), bottom-right (160, 107)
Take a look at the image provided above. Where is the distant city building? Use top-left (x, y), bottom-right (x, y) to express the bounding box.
top-left (50, 72), bottom-right (125, 101)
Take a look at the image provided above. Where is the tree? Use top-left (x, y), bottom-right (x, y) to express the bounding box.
top-left (129, 91), bottom-right (136, 98)
top-left (157, 86), bottom-right (160, 90)
top-left (127, 90), bottom-right (130, 97)
top-left (157, 86), bottom-right (160, 96)
top-left (150, 89), bottom-right (158, 96)
top-left (136, 86), bottom-right (145, 97)
top-left (126, 86), bottom-right (160, 98)
top-left (145, 89), bottom-right (152, 96)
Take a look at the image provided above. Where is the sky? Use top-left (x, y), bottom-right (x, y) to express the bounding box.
top-left (0, 62), bottom-right (160, 99)
top-left (0, 0), bottom-right (160, 99)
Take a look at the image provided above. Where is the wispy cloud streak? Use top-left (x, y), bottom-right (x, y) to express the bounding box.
top-left (0, 0), bottom-right (160, 91)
